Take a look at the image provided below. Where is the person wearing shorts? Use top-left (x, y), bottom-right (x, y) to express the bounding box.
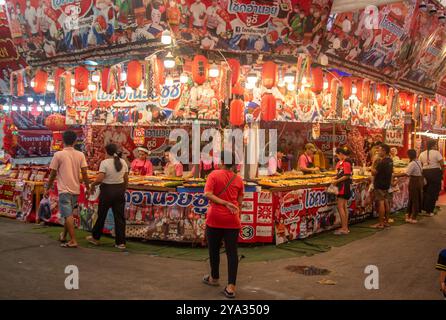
top-left (371, 144), bottom-right (393, 229)
top-left (332, 146), bottom-right (352, 235)
top-left (45, 131), bottom-right (90, 248)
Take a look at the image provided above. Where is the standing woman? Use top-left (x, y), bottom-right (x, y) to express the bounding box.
top-left (419, 140), bottom-right (444, 217)
top-left (202, 151), bottom-right (244, 299)
top-left (405, 149), bottom-right (423, 223)
top-left (332, 146), bottom-right (352, 235)
top-left (87, 144), bottom-right (129, 249)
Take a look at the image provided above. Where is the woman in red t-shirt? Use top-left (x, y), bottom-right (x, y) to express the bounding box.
top-left (332, 146), bottom-right (352, 235)
top-left (202, 151), bottom-right (244, 298)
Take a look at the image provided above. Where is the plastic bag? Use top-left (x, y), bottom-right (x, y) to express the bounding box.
top-left (327, 184), bottom-right (339, 195)
top-left (38, 197), bottom-right (51, 222)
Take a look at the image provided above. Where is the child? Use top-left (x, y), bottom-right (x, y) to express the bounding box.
top-left (436, 249), bottom-right (446, 299)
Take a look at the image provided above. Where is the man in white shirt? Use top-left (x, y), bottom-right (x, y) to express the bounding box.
top-left (190, 0), bottom-right (206, 28)
top-left (24, 0), bottom-right (37, 36)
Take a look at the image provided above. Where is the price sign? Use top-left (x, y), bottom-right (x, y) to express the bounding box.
top-left (133, 128), bottom-right (145, 146)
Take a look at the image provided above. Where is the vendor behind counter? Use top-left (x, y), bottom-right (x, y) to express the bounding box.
top-left (298, 143), bottom-right (321, 174)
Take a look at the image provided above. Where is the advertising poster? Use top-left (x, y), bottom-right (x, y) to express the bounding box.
top-left (0, 5), bottom-right (27, 95)
top-left (0, 178), bottom-right (18, 218)
top-left (385, 128), bottom-right (404, 147)
top-left (77, 188), bottom-right (274, 243)
top-left (172, 0), bottom-right (333, 57)
top-left (5, 0), bottom-right (170, 66)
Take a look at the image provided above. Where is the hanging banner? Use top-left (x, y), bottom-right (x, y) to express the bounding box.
top-left (172, 0), bottom-right (333, 58)
top-left (385, 128), bottom-right (404, 147)
top-left (5, 0), bottom-right (169, 66)
top-left (0, 6), bottom-right (27, 95)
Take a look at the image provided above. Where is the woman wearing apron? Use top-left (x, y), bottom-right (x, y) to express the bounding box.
top-left (298, 143), bottom-right (320, 174)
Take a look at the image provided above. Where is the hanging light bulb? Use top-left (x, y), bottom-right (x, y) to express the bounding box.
top-left (52, 104), bottom-right (59, 112)
top-left (30, 79), bottom-right (36, 88)
top-left (91, 72), bottom-right (100, 83)
top-left (37, 106), bottom-right (43, 112)
top-left (88, 83), bottom-right (96, 91)
top-left (165, 76), bottom-right (174, 86)
top-left (283, 72), bottom-right (295, 84)
top-left (44, 105), bottom-right (51, 112)
top-left (161, 30), bottom-right (172, 45)
top-left (120, 71), bottom-right (127, 82)
top-left (2, 104), bottom-right (10, 111)
top-left (247, 70), bottom-right (257, 84)
top-left (209, 63), bottom-right (220, 78)
top-left (0, 0), bottom-right (6, 6)
top-left (27, 97), bottom-right (34, 103)
top-left (245, 81), bottom-right (255, 90)
top-left (28, 106), bottom-right (33, 112)
top-left (180, 72), bottom-right (189, 84)
top-left (287, 83), bottom-right (295, 91)
top-left (39, 99), bottom-right (45, 106)
top-left (323, 79), bottom-right (329, 90)
top-left (376, 92), bottom-right (381, 100)
top-left (126, 86), bottom-right (133, 94)
top-left (46, 80), bottom-right (55, 92)
top-left (12, 105), bottom-right (18, 111)
top-left (277, 80), bottom-right (285, 88)
top-left (70, 78), bottom-right (75, 86)
top-left (20, 105), bottom-right (27, 111)
top-left (163, 52), bottom-right (175, 69)
top-left (352, 84), bottom-right (357, 95)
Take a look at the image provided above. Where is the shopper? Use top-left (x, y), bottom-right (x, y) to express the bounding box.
top-left (405, 149), bottom-right (423, 224)
top-left (332, 146), bottom-right (352, 235)
top-left (45, 131), bottom-right (90, 248)
top-left (130, 147), bottom-right (153, 176)
top-left (87, 144), bottom-right (129, 250)
top-left (436, 249), bottom-right (446, 299)
top-left (298, 143), bottom-right (320, 174)
top-left (419, 140), bottom-right (444, 216)
top-left (371, 144), bottom-right (393, 229)
top-left (202, 151), bottom-right (244, 299)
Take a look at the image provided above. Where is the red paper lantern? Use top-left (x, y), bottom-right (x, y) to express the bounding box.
top-left (127, 60), bottom-right (142, 89)
top-left (101, 67), bottom-right (116, 94)
top-left (33, 70), bottom-right (48, 94)
top-left (398, 92), bottom-right (407, 111)
top-left (377, 84), bottom-right (387, 105)
top-left (192, 55), bottom-right (208, 85)
top-left (232, 82), bottom-right (244, 96)
top-left (74, 66), bottom-right (89, 92)
top-left (353, 78), bottom-right (363, 100)
top-left (342, 77), bottom-right (352, 99)
top-left (362, 79), bottom-right (370, 103)
top-left (330, 79), bottom-right (338, 110)
top-left (387, 87), bottom-right (394, 112)
top-left (45, 114), bottom-right (68, 131)
top-left (229, 99), bottom-right (244, 126)
top-left (227, 58), bottom-right (240, 86)
top-left (311, 67), bottom-right (324, 93)
top-left (262, 61), bottom-right (277, 89)
top-left (261, 94), bottom-right (276, 121)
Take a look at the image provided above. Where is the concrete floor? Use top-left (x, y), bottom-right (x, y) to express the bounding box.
top-left (1, 206), bottom-right (445, 300)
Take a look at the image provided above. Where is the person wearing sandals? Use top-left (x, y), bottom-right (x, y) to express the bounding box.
top-left (45, 131), bottom-right (90, 248)
top-left (371, 144), bottom-right (393, 229)
top-left (405, 149), bottom-right (423, 224)
top-left (332, 146), bottom-right (352, 235)
top-left (86, 144), bottom-right (129, 250)
top-left (202, 151), bottom-right (244, 298)
top-left (419, 139), bottom-right (444, 217)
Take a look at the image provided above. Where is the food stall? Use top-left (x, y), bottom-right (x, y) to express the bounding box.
top-left (2, 0), bottom-right (446, 246)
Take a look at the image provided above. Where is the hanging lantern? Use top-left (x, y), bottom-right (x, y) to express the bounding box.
top-left (311, 67), bottom-right (324, 93)
top-left (33, 70), bottom-right (48, 94)
top-left (261, 94), bottom-right (276, 121)
top-left (101, 67), bottom-right (116, 94)
top-left (398, 92), bottom-right (407, 111)
top-left (227, 58), bottom-right (240, 86)
top-left (10, 71), bottom-right (24, 97)
top-left (261, 61), bottom-right (277, 89)
top-left (377, 84), bottom-right (387, 105)
top-left (74, 66), bottom-right (89, 91)
top-left (229, 99), bottom-right (244, 126)
top-left (353, 78), bottom-right (363, 100)
top-left (192, 55), bottom-right (208, 85)
top-left (342, 77), bottom-right (352, 99)
top-left (45, 113), bottom-right (68, 131)
top-left (330, 78), bottom-right (339, 111)
top-left (387, 87), bottom-right (394, 113)
top-left (232, 82), bottom-right (244, 96)
top-left (127, 60), bottom-right (143, 89)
